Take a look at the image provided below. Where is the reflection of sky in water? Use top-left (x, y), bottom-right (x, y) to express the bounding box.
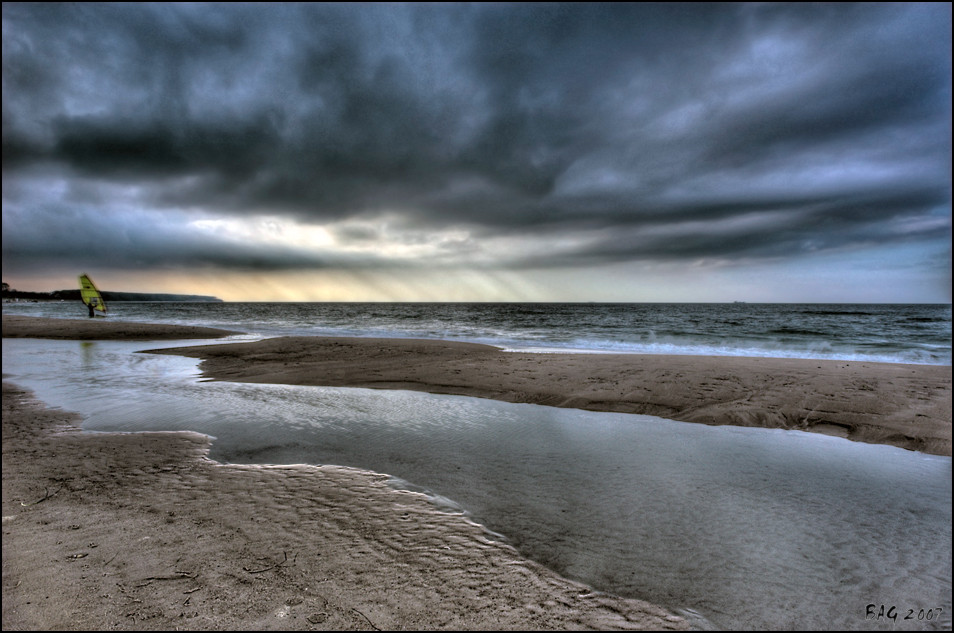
top-left (3, 338), bottom-right (951, 631)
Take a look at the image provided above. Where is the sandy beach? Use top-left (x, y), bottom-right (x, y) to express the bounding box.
top-left (145, 333), bottom-right (952, 457)
top-left (6, 316), bottom-right (951, 457)
top-left (2, 315), bottom-right (951, 630)
top-left (1, 314), bottom-right (241, 341)
top-left (2, 316), bottom-right (688, 631)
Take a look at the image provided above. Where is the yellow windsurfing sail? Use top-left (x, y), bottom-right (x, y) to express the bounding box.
top-left (79, 274), bottom-right (107, 316)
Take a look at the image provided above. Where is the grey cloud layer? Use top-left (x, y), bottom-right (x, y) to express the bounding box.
top-left (2, 2), bottom-right (950, 273)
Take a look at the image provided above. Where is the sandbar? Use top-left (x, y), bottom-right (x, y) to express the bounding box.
top-left (4, 314), bottom-right (950, 456)
top-left (150, 335), bottom-right (952, 457)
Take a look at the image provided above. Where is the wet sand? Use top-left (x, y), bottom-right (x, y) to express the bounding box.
top-left (146, 334), bottom-right (952, 457)
top-left (2, 382), bottom-right (687, 631)
top-left (1, 314), bottom-right (240, 340)
top-left (3, 314), bottom-right (950, 629)
top-left (2, 315), bottom-right (688, 631)
top-left (4, 315), bottom-right (951, 457)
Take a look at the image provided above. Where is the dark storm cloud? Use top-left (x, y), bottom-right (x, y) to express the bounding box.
top-left (526, 187), bottom-right (952, 269)
top-left (2, 2), bottom-right (950, 273)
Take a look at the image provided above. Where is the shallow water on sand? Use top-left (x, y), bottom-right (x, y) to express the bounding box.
top-left (3, 338), bottom-right (951, 631)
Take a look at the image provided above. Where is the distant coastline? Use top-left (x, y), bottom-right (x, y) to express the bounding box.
top-left (2, 289), bottom-right (223, 303)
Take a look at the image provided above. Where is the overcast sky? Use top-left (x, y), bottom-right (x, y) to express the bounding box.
top-left (2, 2), bottom-right (951, 302)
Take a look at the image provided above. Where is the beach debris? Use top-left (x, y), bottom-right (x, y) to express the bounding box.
top-left (243, 550), bottom-right (295, 574)
top-left (20, 485), bottom-right (62, 506)
top-left (351, 607), bottom-right (380, 631)
top-left (135, 570), bottom-right (198, 587)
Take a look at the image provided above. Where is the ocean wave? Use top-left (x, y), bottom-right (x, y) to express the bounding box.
top-left (4, 301), bottom-right (950, 365)
top-left (500, 338), bottom-right (950, 365)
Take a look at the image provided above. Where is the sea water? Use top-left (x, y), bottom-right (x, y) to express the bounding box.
top-left (2, 326), bottom-right (951, 631)
top-left (3, 301), bottom-right (951, 365)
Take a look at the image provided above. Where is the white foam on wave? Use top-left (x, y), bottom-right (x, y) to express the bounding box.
top-left (498, 338), bottom-right (949, 365)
